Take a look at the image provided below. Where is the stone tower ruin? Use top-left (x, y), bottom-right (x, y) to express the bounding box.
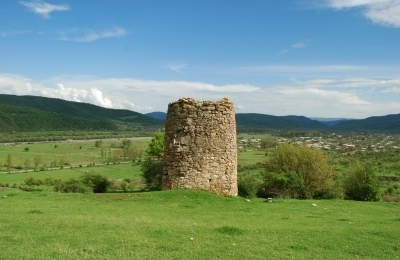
top-left (162, 97), bottom-right (237, 196)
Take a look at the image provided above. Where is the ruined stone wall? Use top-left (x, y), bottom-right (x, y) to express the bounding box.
top-left (162, 97), bottom-right (237, 196)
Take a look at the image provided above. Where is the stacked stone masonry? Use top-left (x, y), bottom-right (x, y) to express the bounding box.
top-left (162, 97), bottom-right (238, 196)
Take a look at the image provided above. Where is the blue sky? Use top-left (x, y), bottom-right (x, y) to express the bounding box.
top-left (1, 0), bottom-right (399, 118)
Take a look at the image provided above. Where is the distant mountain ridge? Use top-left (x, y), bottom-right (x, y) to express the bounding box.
top-left (0, 94), bottom-right (399, 133)
top-left (145, 111), bottom-right (400, 134)
top-left (311, 117), bottom-right (353, 126)
top-left (145, 111), bottom-right (167, 120)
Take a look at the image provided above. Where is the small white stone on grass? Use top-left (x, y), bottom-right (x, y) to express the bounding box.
top-left (190, 237), bottom-right (194, 240)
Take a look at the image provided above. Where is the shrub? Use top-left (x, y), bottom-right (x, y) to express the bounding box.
top-left (24, 177), bottom-right (43, 186)
top-left (141, 158), bottom-right (163, 189)
top-left (121, 181), bottom-right (137, 192)
top-left (382, 194), bottom-right (400, 203)
top-left (238, 175), bottom-right (261, 198)
top-left (258, 170), bottom-right (302, 198)
top-left (343, 163), bottom-right (380, 201)
top-left (80, 172), bottom-right (111, 193)
top-left (260, 144), bottom-right (336, 199)
top-left (44, 178), bottom-right (62, 186)
top-left (111, 179), bottom-right (123, 190)
top-left (19, 185), bottom-right (43, 192)
top-left (54, 179), bottom-right (92, 193)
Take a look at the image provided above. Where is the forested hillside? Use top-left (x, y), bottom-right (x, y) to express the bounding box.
top-left (0, 94), bottom-right (399, 133)
top-left (333, 114), bottom-right (400, 132)
top-left (0, 94), bottom-right (164, 131)
top-left (0, 103), bottom-right (117, 131)
top-left (235, 113), bottom-right (327, 131)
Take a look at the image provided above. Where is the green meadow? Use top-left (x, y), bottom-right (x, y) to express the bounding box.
top-left (0, 137), bottom-right (399, 259)
top-left (0, 138), bottom-right (150, 169)
top-left (0, 189), bottom-right (399, 259)
top-left (0, 163), bottom-right (142, 185)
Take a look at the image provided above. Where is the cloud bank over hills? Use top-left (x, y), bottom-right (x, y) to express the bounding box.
top-left (1, 73), bottom-right (399, 119)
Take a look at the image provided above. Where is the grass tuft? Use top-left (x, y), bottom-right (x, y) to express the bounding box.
top-left (28, 210), bottom-right (44, 214)
top-left (216, 226), bottom-right (245, 236)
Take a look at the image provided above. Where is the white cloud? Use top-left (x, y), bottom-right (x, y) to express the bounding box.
top-left (1, 73), bottom-right (399, 118)
top-left (276, 88), bottom-right (371, 105)
top-left (0, 30), bottom-right (30, 37)
top-left (169, 61), bottom-right (187, 74)
top-left (276, 49), bottom-right (289, 55)
top-left (58, 27), bottom-right (126, 42)
top-left (20, 1), bottom-right (70, 18)
top-left (240, 64), bottom-right (369, 74)
top-left (277, 41), bottom-right (307, 55)
top-left (326, 0), bottom-right (400, 27)
top-left (89, 88), bottom-right (113, 108)
top-left (291, 42), bottom-right (306, 48)
top-left (381, 87), bottom-right (400, 92)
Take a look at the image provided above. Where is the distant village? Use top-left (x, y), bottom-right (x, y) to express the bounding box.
top-left (238, 133), bottom-right (400, 154)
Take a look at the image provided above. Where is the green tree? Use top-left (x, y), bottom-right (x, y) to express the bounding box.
top-left (59, 154), bottom-right (68, 166)
top-left (121, 139), bottom-right (132, 148)
top-left (33, 155), bottom-right (43, 168)
top-left (50, 159), bottom-right (58, 167)
top-left (95, 140), bottom-right (103, 148)
top-left (24, 158), bottom-right (32, 169)
top-left (5, 154), bottom-right (12, 170)
top-left (141, 132), bottom-right (165, 189)
top-left (146, 132), bottom-right (165, 157)
top-left (140, 158), bottom-right (163, 189)
top-left (343, 162), bottom-right (380, 201)
top-left (260, 143), bottom-right (336, 199)
top-left (260, 139), bottom-right (278, 149)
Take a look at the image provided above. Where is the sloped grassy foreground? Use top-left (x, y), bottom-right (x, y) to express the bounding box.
top-left (0, 189), bottom-right (399, 260)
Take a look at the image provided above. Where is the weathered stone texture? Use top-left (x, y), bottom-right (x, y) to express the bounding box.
top-left (162, 97), bottom-right (237, 196)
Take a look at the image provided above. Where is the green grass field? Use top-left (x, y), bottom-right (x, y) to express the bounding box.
top-left (0, 137), bottom-right (400, 259)
top-left (237, 150), bottom-right (267, 166)
top-left (0, 188), bottom-right (399, 259)
top-left (0, 138), bottom-right (150, 170)
top-left (0, 163), bottom-right (142, 185)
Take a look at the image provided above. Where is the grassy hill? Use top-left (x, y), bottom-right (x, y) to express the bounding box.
top-left (0, 188), bottom-right (399, 259)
